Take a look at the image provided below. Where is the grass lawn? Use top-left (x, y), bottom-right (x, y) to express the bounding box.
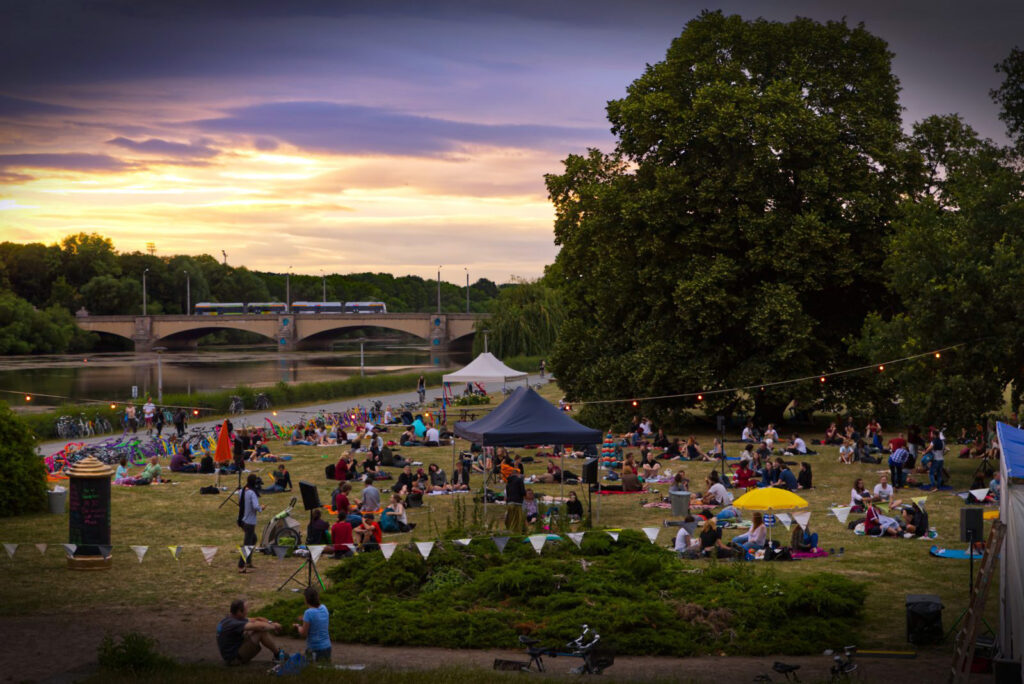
top-left (0, 380), bottom-right (999, 660)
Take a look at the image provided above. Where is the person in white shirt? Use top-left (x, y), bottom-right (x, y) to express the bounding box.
top-left (383, 406), bottom-right (393, 424)
top-left (763, 424), bottom-right (778, 450)
top-left (424, 426), bottom-right (440, 446)
top-left (785, 433), bottom-right (812, 455)
top-left (872, 474), bottom-right (895, 504)
top-left (143, 399), bottom-right (156, 434)
top-left (741, 423), bottom-right (755, 442)
top-left (673, 517), bottom-right (700, 555)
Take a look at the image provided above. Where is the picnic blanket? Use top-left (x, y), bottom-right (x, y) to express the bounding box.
top-left (791, 549), bottom-right (829, 559)
top-left (930, 546), bottom-right (984, 559)
top-left (597, 489), bottom-right (648, 495)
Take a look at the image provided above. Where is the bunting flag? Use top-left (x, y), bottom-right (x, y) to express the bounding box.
top-left (642, 527), bottom-right (660, 544)
top-left (492, 536), bottom-right (510, 553)
top-left (309, 545), bottom-right (326, 564)
top-left (241, 545), bottom-right (254, 562)
top-left (168, 546), bottom-right (182, 561)
top-left (380, 543), bottom-right (397, 560)
top-left (568, 532), bottom-right (585, 548)
top-left (131, 545), bottom-right (148, 563)
top-left (62, 544), bottom-right (77, 559)
top-left (606, 531), bottom-right (619, 542)
top-left (912, 496), bottom-right (928, 510)
top-left (528, 535), bottom-right (547, 554)
top-left (201, 546), bottom-right (219, 566)
top-left (272, 545), bottom-right (289, 560)
top-left (831, 506), bottom-right (851, 524)
top-left (98, 545), bottom-right (113, 559)
top-left (3, 543), bottom-right (17, 559)
top-left (413, 542), bottom-right (434, 559)
top-left (35, 544), bottom-right (47, 556)
top-left (776, 514), bottom-right (792, 530)
top-left (969, 488), bottom-right (990, 502)
top-left (793, 511), bottom-right (812, 529)
top-left (453, 538), bottom-right (472, 547)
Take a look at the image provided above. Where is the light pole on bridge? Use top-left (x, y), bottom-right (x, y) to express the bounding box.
top-left (183, 271), bottom-right (190, 316)
top-left (437, 266), bottom-right (442, 314)
top-left (142, 268), bottom-right (149, 316)
top-left (321, 270), bottom-right (326, 303)
top-left (465, 267), bottom-right (469, 314)
top-left (154, 346), bottom-right (167, 402)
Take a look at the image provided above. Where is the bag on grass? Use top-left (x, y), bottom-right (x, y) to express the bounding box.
top-left (325, 464), bottom-right (335, 479)
top-left (199, 485), bottom-right (219, 495)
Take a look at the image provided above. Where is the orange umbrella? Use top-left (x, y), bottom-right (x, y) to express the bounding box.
top-left (214, 419), bottom-right (232, 463)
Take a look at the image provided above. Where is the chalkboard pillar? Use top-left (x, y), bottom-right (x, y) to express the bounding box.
top-left (67, 455), bottom-right (114, 571)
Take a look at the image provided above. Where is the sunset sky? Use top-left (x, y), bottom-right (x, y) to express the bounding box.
top-left (1, 0), bottom-right (1021, 282)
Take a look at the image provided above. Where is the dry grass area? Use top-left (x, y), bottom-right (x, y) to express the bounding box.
top-left (0, 381), bottom-right (998, 659)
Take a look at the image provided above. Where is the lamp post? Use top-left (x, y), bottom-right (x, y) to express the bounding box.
top-left (286, 266), bottom-right (291, 311)
top-left (482, 328), bottom-right (490, 354)
top-left (153, 346), bottom-right (167, 402)
top-left (183, 271), bottom-right (190, 316)
top-left (359, 336), bottom-right (366, 377)
top-left (437, 266), bottom-right (442, 314)
top-left (464, 267), bottom-right (469, 313)
top-left (142, 268), bottom-right (149, 315)
top-left (321, 270), bottom-right (326, 303)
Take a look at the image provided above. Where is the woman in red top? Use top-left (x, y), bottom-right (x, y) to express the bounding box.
top-left (331, 516), bottom-right (354, 558)
top-left (733, 459), bottom-right (757, 489)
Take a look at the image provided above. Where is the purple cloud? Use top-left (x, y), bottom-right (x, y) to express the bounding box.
top-left (0, 94), bottom-right (84, 118)
top-left (0, 153), bottom-right (133, 172)
top-left (188, 101), bottom-right (607, 157)
top-left (107, 136), bottom-right (219, 159)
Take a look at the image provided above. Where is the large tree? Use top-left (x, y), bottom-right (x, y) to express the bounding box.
top-left (546, 11), bottom-right (908, 424)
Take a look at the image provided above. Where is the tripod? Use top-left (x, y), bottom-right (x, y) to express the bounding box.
top-left (277, 549), bottom-right (325, 592)
top-left (218, 466), bottom-right (243, 509)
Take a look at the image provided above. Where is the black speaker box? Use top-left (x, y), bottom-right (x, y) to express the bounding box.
top-left (581, 457), bottom-right (598, 484)
top-left (298, 481), bottom-right (321, 511)
top-left (960, 507), bottom-right (984, 543)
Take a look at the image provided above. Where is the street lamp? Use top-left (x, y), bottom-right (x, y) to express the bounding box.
top-left (153, 346), bottom-right (167, 402)
top-left (183, 271), bottom-right (190, 316)
top-left (437, 266), bottom-right (442, 314)
top-left (286, 266), bottom-right (292, 311)
top-left (143, 267), bottom-right (149, 315)
top-left (321, 270), bottom-right (326, 303)
top-left (359, 336), bottom-right (366, 377)
top-left (464, 267), bottom-right (469, 314)
top-left (482, 328), bottom-right (490, 354)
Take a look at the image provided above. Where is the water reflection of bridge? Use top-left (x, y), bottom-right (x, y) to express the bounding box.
top-left (74, 313), bottom-right (486, 353)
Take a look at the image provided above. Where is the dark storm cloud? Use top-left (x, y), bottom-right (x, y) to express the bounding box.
top-left (0, 153), bottom-right (133, 172)
top-left (106, 137), bottom-right (219, 159)
top-left (0, 94), bottom-right (84, 118)
top-left (188, 102), bottom-right (607, 156)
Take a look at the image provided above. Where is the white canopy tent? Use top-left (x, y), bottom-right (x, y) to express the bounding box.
top-left (442, 352), bottom-right (528, 386)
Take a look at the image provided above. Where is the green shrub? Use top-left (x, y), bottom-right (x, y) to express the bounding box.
top-left (0, 402), bottom-right (47, 517)
top-left (97, 632), bottom-right (176, 675)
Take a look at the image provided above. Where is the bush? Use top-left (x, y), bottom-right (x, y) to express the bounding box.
top-left (97, 632), bottom-right (176, 675)
top-left (0, 402), bottom-right (47, 517)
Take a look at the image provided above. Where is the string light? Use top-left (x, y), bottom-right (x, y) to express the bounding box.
top-left (878, 365), bottom-right (885, 372)
top-left (110, 403), bottom-right (117, 410)
top-left (24, 394), bottom-right (31, 402)
top-left (696, 394), bottom-right (703, 401)
top-left (631, 400), bottom-right (638, 407)
top-left (819, 376), bottom-right (826, 383)
top-left (192, 409), bottom-right (200, 416)
top-left (935, 352), bottom-right (941, 359)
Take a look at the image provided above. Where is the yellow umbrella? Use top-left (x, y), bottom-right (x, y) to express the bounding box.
top-left (732, 487), bottom-right (808, 511)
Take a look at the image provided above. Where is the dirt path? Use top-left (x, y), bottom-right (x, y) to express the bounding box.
top-left (0, 606), bottom-right (986, 684)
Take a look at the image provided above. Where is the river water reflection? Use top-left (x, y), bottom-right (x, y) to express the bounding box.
top-left (1, 345), bottom-right (470, 408)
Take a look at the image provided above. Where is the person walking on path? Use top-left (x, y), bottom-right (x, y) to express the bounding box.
top-left (417, 375), bottom-right (426, 404)
top-left (237, 474), bottom-right (262, 573)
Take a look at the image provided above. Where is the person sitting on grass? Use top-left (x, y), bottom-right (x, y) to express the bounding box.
top-left (864, 501), bottom-right (900, 537)
top-left (698, 518), bottom-right (734, 559)
top-left (170, 444), bottom-right (198, 473)
top-left (696, 472), bottom-right (730, 507)
top-left (784, 433), bottom-right (814, 456)
top-left (730, 511), bottom-right (767, 553)
top-left (850, 477), bottom-right (871, 511)
top-left (293, 587), bottom-right (331, 664)
top-left (771, 458), bottom-right (798, 491)
top-left (381, 493), bottom-right (415, 533)
top-left (684, 436), bottom-right (702, 461)
top-left (824, 422), bottom-right (843, 445)
top-left (790, 521), bottom-right (819, 552)
top-left (353, 513), bottom-right (382, 552)
top-left (393, 464), bottom-right (416, 496)
top-left (704, 438), bottom-right (725, 462)
top-left (796, 462), bottom-right (813, 490)
top-left (673, 516), bottom-right (700, 557)
top-left (359, 475), bottom-right (380, 514)
top-left (120, 455), bottom-right (163, 486)
top-left (262, 464), bottom-right (293, 493)
top-left (331, 514), bottom-right (355, 558)
top-left (113, 457), bottom-right (130, 483)
top-left (523, 489), bottom-right (540, 524)
top-left (216, 599), bottom-right (286, 666)
top-left (640, 450), bottom-right (661, 480)
top-left (669, 470), bottom-right (690, 494)
top-left (306, 508), bottom-right (330, 545)
top-left (838, 438), bottom-right (854, 464)
top-left (872, 473), bottom-right (895, 506)
top-left (733, 458), bottom-right (757, 489)
top-left (566, 490), bottom-right (584, 522)
top-left (901, 502), bottom-right (929, 538)
top-left (426, 463), bottom-right (451, 493)
top-left (289, 426), bottom-right (314, 447)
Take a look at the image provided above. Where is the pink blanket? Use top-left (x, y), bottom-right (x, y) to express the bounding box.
top-left (791, 549), bottom-right (829, 559)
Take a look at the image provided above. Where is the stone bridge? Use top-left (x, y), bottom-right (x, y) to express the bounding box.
top-left (75, 313), bottom-right (487, 352)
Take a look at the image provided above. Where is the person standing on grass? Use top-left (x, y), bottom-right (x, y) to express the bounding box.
top-left (923, 429), bottom-right (946, 491)
top-left (238, 474), bottom-right (262, 573)
top-left (173, 407), bottom-right (187, 436)
top-left (143, 396), bottom-right (156, 434)
top-left (217, 599), bottom-right (285, 666)
top-left (417, 375), bottom-right (426, 404)
top-left (294, 587), bottom-right (331, 663)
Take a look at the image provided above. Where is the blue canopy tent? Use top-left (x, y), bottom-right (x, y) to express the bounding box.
top-left (996, 422), bottom-right (1024, 681)
top-left (454, 386), bottom-right (602, 522)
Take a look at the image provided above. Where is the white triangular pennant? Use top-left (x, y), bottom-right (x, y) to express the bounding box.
top-left (380, 542), bottom-right (397, 560)
top-left (642, 527), bottom-right (660, 544)
top-left (831, 507), bottom-right (851, 524)
top-left (98, 545), bottom-right (113, 558)
top-left (970, 489), bottom-right (990, 501)
top-left (414, 541), bottom-right (434, 559)
top-left (568, 532), bottom-right (585, 548)
top-left (453, 538), bottom-right (471, 547)
top-left (528, 535), bottom-right (546, 554)
top-left (201, 546), bottom-right (219, 565)
top-left (168, 545), bottom-right (182, 561)
top-left (241, 545), bottom-right (254, 561)
top-left (606, 531), bottom-right (619, 542)
top-left (776, 514), bottom-right (792, 530)
top-left (35, 543), bottom-right (47, 556)
top-left (3, 543), bottom-right (17, 559)
top-left (793, 511), bottom-right (811, 529)
top-left (309, 545), bottom-right (326, 564)
top-left (131, 545), bottom-right (148, 563)
top-left (492, 536), bottom-right (510, 553)
top-left (62, 543), bottom-right (77, 559)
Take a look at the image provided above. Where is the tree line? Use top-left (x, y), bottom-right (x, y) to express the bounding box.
top-left (544, 12), bottom-right (1024, 428)
top-left (0, 234), bottom-right (504, 354)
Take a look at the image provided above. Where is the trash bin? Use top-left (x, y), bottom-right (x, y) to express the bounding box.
top-left (48, 488), bottom-right (67, 514)
top-left (669, 490), bottom-right (691, 517)
top-left (906, 594), bottom-right (943, 645)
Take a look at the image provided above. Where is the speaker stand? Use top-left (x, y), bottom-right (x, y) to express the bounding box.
top-left (277, 552), bottom-right (324, 592)
top-left (218, 468), bottom-right (243, 509)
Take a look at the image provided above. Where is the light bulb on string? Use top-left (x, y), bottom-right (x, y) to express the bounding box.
top-left (819, 376), bottom-right (826, 383)
top-left (631, 400), bottom-right (638, 407)
top-left (24, 394), bottom-right (31, 402)
top-left (696, 394), bottom-right (703, 402)
top-left (935, 352), bottom-right (941, 359)
top-left (878, 365), bottom-right (885, 372)
top-left (110, 403), bottom-right (117, 410)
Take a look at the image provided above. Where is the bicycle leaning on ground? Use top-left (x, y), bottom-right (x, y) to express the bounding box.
top-left (512, 624), bottom-right (614, 675)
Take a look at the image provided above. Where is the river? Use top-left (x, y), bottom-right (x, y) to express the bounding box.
top-left (1, 344), bottom-right (471, 410)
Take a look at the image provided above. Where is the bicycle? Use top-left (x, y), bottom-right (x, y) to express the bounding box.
top-left (827, 645), bottom-right (857, 683)
top-left (254, 393), bottom-right (272, 410)
top-left (228, 395), bottom-right (245, 415)
top-left (515, 624), bottom-right (614, 675)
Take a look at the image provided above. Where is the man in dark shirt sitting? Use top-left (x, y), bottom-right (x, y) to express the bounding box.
top-left (394, 464), bottom-right (416, 496)
top-left (772, 458), bottom-right (799, 491)
top-left (306, 508), bottom-right (330, 545)
top-left (216, 598), bottom-right (284, 666)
